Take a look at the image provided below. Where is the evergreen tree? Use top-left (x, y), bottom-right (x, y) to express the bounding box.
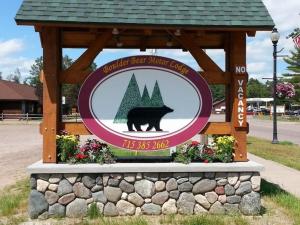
top-left (141, 85), bottom-right (151, 106)
top-left (114, 74), bottom-right (142, 123)
top-left (283, 48), bottom-right (300, 76)
top-left (150, 81), bottom-right (164, 106)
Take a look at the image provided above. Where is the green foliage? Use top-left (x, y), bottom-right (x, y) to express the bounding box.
top-left (209, 85), bottom-right (225, 101)
top-left (114, 74), bottom-right (142, 123)
top-left (172, 136), bottom-right (235, 164)
top-left (215, 136), bottom-right (235, 163)
top-left (0, 179), bottom-right (30, 217)
top-left (141, 85), bottom-right (151, 106)
top-left (261, 179), bottom-right (300, 225)
top-left (56, 134), bottom-right (79, 162)
top-left (150, 80), bottom-right (164, 106)
top-left (247, 78), bottom-right (270, 98)
top-left (248, 136), bottom-right (300, 171)
top-left (87, 203), bottom-right (101, 219)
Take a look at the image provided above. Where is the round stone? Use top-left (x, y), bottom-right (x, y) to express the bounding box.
top-left (195, 194), bottom-right (210, 209)
top-left (119, 180), bottom-right (135, 193)
top-left (152, 191), bottom-right (169, 205)
top-left (251, 173), bottom-right (261, 191)
top-left (192, 179), bottom-right (216, 194)
top-left (134, 180), bottom-right (155, 198)
top-left (92, 191), bottom-right (107, 203)
top-left (194, 204), bottom-right (208, 214)
top-left (104, 186), bottom-right (122, 203)
top-left (177, 178), bottom-right (189, 184)
top-left (162, 199), bottom-right (177, 215)
top-left (169, 190), bottom-right (180, 200)
top-left (155, 181), bottom-right (166, 192)
top-left (116, 200), bottom-right (136, 216)
top-left (45, 191), bottom-right (59, 205)
top-left (226, 195), bottom-right (241, 204)
top-left (239, 172), bottom-right (252, 181)
top-left (48, 184), bottom-right (58, 192)
top-left (124, 173), bottom-right (136, 183)
top-left (121, 192), bottom-right (128, 200)
top-left (37, 179), bottom-right (49, 193)
top-left (141, 203), bottom-right (161, 215)
top-left (29, 190), bottom-right (49, 219)
top-left (66, 198), bottom-right (87, 218)
top-left (49, 174), bottom-right (62, 184)
top-left (91, 185), bottom-right (103, 192)
top-left (58, 193), bottom-right (76, 205)
top-left (189, 173), bottom-right (203, 184)
top-left (228, 173), bottom-right (239, 185)
top-left (205, 192), bottom-right (218, 204)
top-left (224, 184), bottom-right (235, 196)
top-left (218, 195), bottom-right (227, 204)
top-left (128, 193), bottom-right (144, 207)
top-left (57, 179), bottom-right (73, 196)
top-left (135, 207), bottom-right (142, 215)
top-left (239, 192), bottom-right (260, 215)
top-left (178, 182), bottom-right (193, 192)
top-left (177, 192), bottom-right (195, 215)
top-left (73, 183), bottom-right (92, 199)
top-left (209, 201), bottom-right (225, 214)
top-left (64, 174), bottom-right (78, 184)
top-left (215, 186), bottom-right (225, 195)
top-left (144, 173), bottom-right (159, 182)
top-left (104, 202), bottom-right (119, 216)
top-left (108, 178), bottom-right (121, 187)
top-left (217, 178), bottom-right (228, 186)
top-left (30, 176), bottom-right (37, 189)
top-left (82, 175), bottom-right (96, 188)
top-left (49, 203), bottom-right (65, 217)
top-left (166, 178), bottom-right (178, 191)
top-left (236, 181), bottom-right (252, 196)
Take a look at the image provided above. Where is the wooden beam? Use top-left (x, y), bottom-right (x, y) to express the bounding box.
top-left (62, 31), bottom-right (224, 49)
top-left (200, 122), bottom-right (231, 135)
top-left (41, 27), bottom-right (62, 163)
top-left (173, 32), bottom-right (223, 72)
top-left (200, 72), bottom-right (230, 84)
top-left (60, 31), bottom-right (112, 84)
top-left (59, 122), bottom-right (231, 136)
top-left (228, 32), bottom-right (248, 162)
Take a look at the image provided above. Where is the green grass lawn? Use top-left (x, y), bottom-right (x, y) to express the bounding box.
top-left (247, 136), bottom-right (300, 171)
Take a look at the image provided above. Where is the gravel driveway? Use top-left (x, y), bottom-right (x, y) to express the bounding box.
top-left (0, 123), bottom-right (42, 189)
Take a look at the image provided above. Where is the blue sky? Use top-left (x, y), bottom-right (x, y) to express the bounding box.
top-left (0, 0), bottom-right (299, 82)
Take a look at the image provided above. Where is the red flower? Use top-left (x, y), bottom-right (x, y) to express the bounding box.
top-left (76, 153), bottom-right (87, 159)
top-left (204, 159), bottom-right (209, 163)
top-left (191, 141), bottom-right (199, 146)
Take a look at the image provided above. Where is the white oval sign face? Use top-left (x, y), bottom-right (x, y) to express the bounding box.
top-left (79, 56), bottom-right (212, 151)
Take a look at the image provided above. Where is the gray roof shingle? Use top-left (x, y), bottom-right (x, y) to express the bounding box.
top-left (15, 0), bottom-right (274, 29)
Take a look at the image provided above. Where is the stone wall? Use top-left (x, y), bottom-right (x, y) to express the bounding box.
top-left (29, 172), bottom-right (261, 219)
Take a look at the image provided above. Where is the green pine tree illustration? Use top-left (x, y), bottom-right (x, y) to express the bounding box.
top-left (113, 74), bottom-right (142, 123)
top-left (141, 85), bottom-right (151, 107)
top-left (150, 80), bottom-right (164, 106)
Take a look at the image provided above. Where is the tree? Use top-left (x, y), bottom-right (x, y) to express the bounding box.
top-left (209, 85), bottom-right (225, 101)
top-left (26, 56), bottom-right (43, 103)
top-left (247, 78), bottom-right (270, 98)
top-left (141, 85), bottom-right (151, 106)
top-left (0, 72), bottom-right (2, 80)
top-left (150, 81), bottom-right (164, 106)
top-left (6, 68), bottom-right (21, 83)
top-left (114, 74), bottom-right (142, 123)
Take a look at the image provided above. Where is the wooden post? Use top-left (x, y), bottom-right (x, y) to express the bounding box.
top-left (42, 27), bottom-right (61, 163)
top-left (228, 32), bottom-right (248, 161)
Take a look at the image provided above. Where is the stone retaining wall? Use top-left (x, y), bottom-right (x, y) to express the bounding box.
top-left (29, 172), bottom-right (261, 219)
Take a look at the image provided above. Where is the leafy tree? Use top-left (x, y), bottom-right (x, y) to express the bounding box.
top-left (150, 81), bottom-right (164, 106)
top-left (247, 78), bottom-right (270, 98)
top-left (114, 74), bottom-right (142, 123)
top-left (0, 72), bottom-right (2, 80)
top-left (209, 85), bottom-right (225, 101)
top-left (6, 68), bottom-right (21, 83)
top-left (141, 85), bottom-right (151, 106)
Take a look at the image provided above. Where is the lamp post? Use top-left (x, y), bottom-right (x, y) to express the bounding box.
top-left (270, 27), bottom-right (280, 144)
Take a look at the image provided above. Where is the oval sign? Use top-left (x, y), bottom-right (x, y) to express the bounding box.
top-left (79, 55), bottom-right (212, 151)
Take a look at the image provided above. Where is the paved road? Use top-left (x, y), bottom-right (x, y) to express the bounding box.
top-left (0, 123), bottom-right (41, 189)
top-left (248, 116), bottom-right (300, 145)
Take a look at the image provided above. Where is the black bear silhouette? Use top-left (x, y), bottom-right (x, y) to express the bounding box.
top-left (127, 105), bottom-right (174, 131)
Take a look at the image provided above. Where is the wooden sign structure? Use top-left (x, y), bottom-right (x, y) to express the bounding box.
top-left (78, 55), bottom-right (212, 151)
top-left (15, 1), bottom-right (274, 163)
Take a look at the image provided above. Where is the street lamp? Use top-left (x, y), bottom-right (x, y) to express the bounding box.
top-left (270, 27), bottom-right (280, 144)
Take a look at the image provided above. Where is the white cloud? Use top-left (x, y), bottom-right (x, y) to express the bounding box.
top-left (0, 38), bottom-right (34, 80)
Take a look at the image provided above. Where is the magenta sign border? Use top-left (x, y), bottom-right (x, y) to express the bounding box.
top-left (78, 55), bottom-right (212, 151)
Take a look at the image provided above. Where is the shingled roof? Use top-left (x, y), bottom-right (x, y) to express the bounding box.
top-left (0, 80), bottom-right (39, 101)
top-left (15, 0), bottom-right (274, 29)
